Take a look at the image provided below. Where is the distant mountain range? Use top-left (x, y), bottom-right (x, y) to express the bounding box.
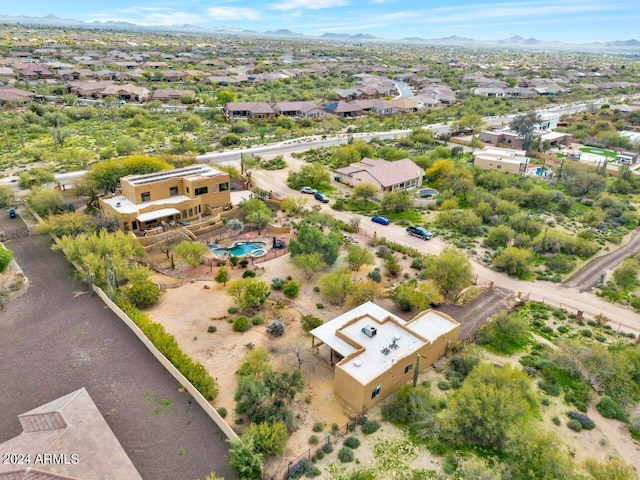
top-left (1, 14), bottom-right (639, 51)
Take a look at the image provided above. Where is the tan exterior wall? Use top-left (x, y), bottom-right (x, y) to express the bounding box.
top-left (473, 157), bottom-right (523, 174)
top-left (102, 168), bottom-right (230, 232)
top-left (333, 333), bottom-right (457, 412)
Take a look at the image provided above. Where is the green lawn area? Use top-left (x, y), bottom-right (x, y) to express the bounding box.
top-left (579, 147), bottom-right (618, 158)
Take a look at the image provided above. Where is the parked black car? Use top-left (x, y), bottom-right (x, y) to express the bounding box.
top-left (406, 226), bottom-right (433, 240)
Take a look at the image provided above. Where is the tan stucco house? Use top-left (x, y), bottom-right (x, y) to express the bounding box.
top-left (334, 157), bottom-right (424, 193)
top-left (311, 302), bottom-right (459, 412)
top-left (100, 164), bottom-right (231, 233)
top-left (472, 146), bottom-right (529, 174)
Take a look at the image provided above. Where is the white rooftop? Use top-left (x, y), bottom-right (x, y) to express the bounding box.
top-left (124, 164), bottom-right (224, 186)
top-left (406, 310), bottom-right (459, 341)
top-left (137, 208), bottom-right (180, 222)
top-left (102, 195), bottom-right (190, 215)
top-left (311, 302), bottom-right (458, 385)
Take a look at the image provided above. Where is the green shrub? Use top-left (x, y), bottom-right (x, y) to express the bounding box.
top-left (580, 329), bottom-right (593, 337)
top-left (343, 436), bottom-right (361, 449)
top-left (552, 416), bottom-right (561, 426)
top-left (538, 381), bottom-right (561, 396)
top-left (338, 447), bottom-right (354, 463)
top-left (283, 280), bottom-right (301, 298)
top-left (309, 435), bottom-right (319, 445)
top-left (307, 465), bottom-right (321, 478)
top-left (567, 419), bottom-right (583, 432)
top-left (557, 325), bottom-right (570, 334)
top-left (302, 314), bottom-right (323, 332)
top-left (567, 411), bottom-right (595, 430)
top-left (438, 381), bottom-right (450, 391)
top-left (271, 278), bottom-right (285, 290)
top-left (360, 419), bottom-right (380, 435)
top-left (287, 458), bottom-right (312, 479)
top-left (239, 258), bottom-right (249, 268)
top-left (316, 303), bottom-right (324, 309)
top-left (312, 422), bottom-right (324, 432)
top-left (207, 325), bottom-right (217, 333)
top-left (322, 443), bottom-right (334, 454)
top-left (315, 449), bottom-right (325, 460)
top-left (367, 268), bottom-right (382, 283)
top-left (125, 279), bottom-right (162, 308)
top-left (242, 269), bottom-right (256, 278)
top-left (217, 407), bottom-right (227, 418)
top-left (228, 307), bottom-right (238, 314)
top-left (596, 396), bottom-right (629, 422)
top-left (233, 316), bottom-right (251, 332)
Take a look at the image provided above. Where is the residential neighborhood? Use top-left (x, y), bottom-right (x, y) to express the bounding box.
top-left (2, 17), bottom-right (640, 480)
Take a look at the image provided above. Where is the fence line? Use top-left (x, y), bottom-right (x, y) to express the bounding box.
top-left (263, 417), bottom-right (360, 480)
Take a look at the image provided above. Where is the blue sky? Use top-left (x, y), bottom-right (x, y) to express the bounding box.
top-left (5, 0), bottom-right (640, 43)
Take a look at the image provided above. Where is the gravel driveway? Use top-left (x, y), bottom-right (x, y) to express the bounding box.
top-left (0, 234), bottom-right (234, 480)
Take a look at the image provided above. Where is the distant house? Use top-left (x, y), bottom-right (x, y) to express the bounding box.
top-left (471, 87), bottom-right (505, 97)
top-left (0, 86), bottom-right (36, 105)
top-left (99, 84), bottom-right (150, 102)
top-left (271, 101), bottom-right (328, 119)
top-left (320, 101), bottom-right (362, 118)
top-left (388, 97), bottom-right (421, 112)
top-left (310, 302), bottom-right (459, 412)
top-left (479, 130), bottom-right (523, 149)
top-left (0, 388), bottom-right (142, 479)
top-left (351, 99), bottom-right (397, 115)
top-left (99, 164), bottom-right (231, 233)
top-left (223, 101), bottom-right (276, 120)
top-left (473, 146), bottom-right (529, 174)
top-left (334, 157), bottom-right (424, 192)
top-left (616, 151), bottom-right (638, 165)
top-left (152, 88), bottom-right (195, 103)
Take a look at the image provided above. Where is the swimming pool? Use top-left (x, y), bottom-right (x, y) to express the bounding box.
top-left (212, 241), bottom-right (267, 258)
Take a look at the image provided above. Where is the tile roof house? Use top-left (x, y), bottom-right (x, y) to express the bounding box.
top-left (310, 302), bottom-right (459, 412)
top-left (334, 157), bottom-right (424, 192)
top-left (350, 99), bottom-right (397, 115)
top-left (0, 86), bottom-right (36, 104)
top-left (99, 84), bottom-right (150, 102)
top-left (0, 388), bottom-right (142, 479)
top-left (320, 101), bottom-right (362, 118)
top-left (152, 88), bottom-right (195, 103)
top-left (271, 101), bottom-right (329, 119)
top-left (223, 101), bottom-right (276, 120)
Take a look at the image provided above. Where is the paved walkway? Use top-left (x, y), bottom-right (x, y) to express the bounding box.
top-left (0, 234), bottom-right (234, 480)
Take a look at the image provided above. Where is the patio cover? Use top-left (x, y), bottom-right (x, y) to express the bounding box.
top-left (136, 208), bottom-right (180, 223)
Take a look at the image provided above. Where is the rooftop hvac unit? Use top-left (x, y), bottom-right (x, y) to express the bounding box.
top-left (354, 360), bottom-right (361, 367)
top-left (361, 326), bottom-right (377, 338)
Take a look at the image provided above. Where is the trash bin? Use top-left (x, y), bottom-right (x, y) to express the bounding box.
top-left (9, 208), bottom-right (16, 218)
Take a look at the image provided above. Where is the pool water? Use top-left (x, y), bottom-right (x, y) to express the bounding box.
top-left (213, 241), bottom-right (267, 257)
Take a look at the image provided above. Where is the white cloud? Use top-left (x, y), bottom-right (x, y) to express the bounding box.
top-left (207, 6), bottom-right (261, 20)
top-left (269, 0), bottom-right (349, 12)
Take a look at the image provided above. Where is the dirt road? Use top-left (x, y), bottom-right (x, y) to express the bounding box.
top-left (251, 155), bottom-right (640, 336)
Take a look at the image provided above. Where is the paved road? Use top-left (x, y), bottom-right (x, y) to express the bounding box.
top-left (0, 234), bottom-right (234, 480)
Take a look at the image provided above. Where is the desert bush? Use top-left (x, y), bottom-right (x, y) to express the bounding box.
top-left (217, 407), bottom-right (227, 418)
top-left (271, 277), bottom-right (285, 290)
top-left (567, 411), bottom-right (595, 430)
top-left (322, 443), bottom-right (334, 454)
top-left (343, 436), bottom-right (361, 449)
top-left (359, 419), bottom-right (380, 435)
top-left (283, 280), bottom-right (301, 298)
top-left (312, 422), bottom-right (324, 432)
top-left (287, 458), bottom-right (312, 479)
top-left (208, 325), bottom-right (217, 333)
top-left (242, 269), bottom-right (256, 278)
top-left (301, 314), bottom-right (323, 332)
top-left (338, 447), bottom-right (355, 463)
top-left (251, 315), bottom-right (263, 325)
top-left (596, 396), bottom-right (629, 422)
top-left (233, 316), bottom-right (251, 332)
top-left (125, 279), bottom-right (161, 308)
top-left (309, 435), bottom-right (319, 445)
top-left (266, 320), bottom-right (285, 337)
top-left (567, 419), bottom-right (583, 432)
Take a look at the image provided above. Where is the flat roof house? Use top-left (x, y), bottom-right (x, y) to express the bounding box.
top-left (99, 164), bottom-right (230, 233)
top-left (311, 302), bottom-right (459, 412)
top-left (334, 157), bottom-right (424, 192)
top-left (473, 146), bottom-right (529, 174)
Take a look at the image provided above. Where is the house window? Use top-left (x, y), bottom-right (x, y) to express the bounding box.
top-left (195, 186), bottom-right (208, 195)
top-left (186, 187), bottom-right (189, 193)
top-left (141, 192), bottom-right (150, 202)
top-left (182, 210), bottom-right (187, 218)
top-left (497, 165), bottom-right (502, 170)
top-left (188, 208), bottom-right (193, 217)
top-left (371, 385), bottom-right (381, 399)
top-left (219, 182), bottom-right (229, 191)
top-left (169, 186), bottom-right (179, 197)
top-left (404, 363), bottom-right (413, 374)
